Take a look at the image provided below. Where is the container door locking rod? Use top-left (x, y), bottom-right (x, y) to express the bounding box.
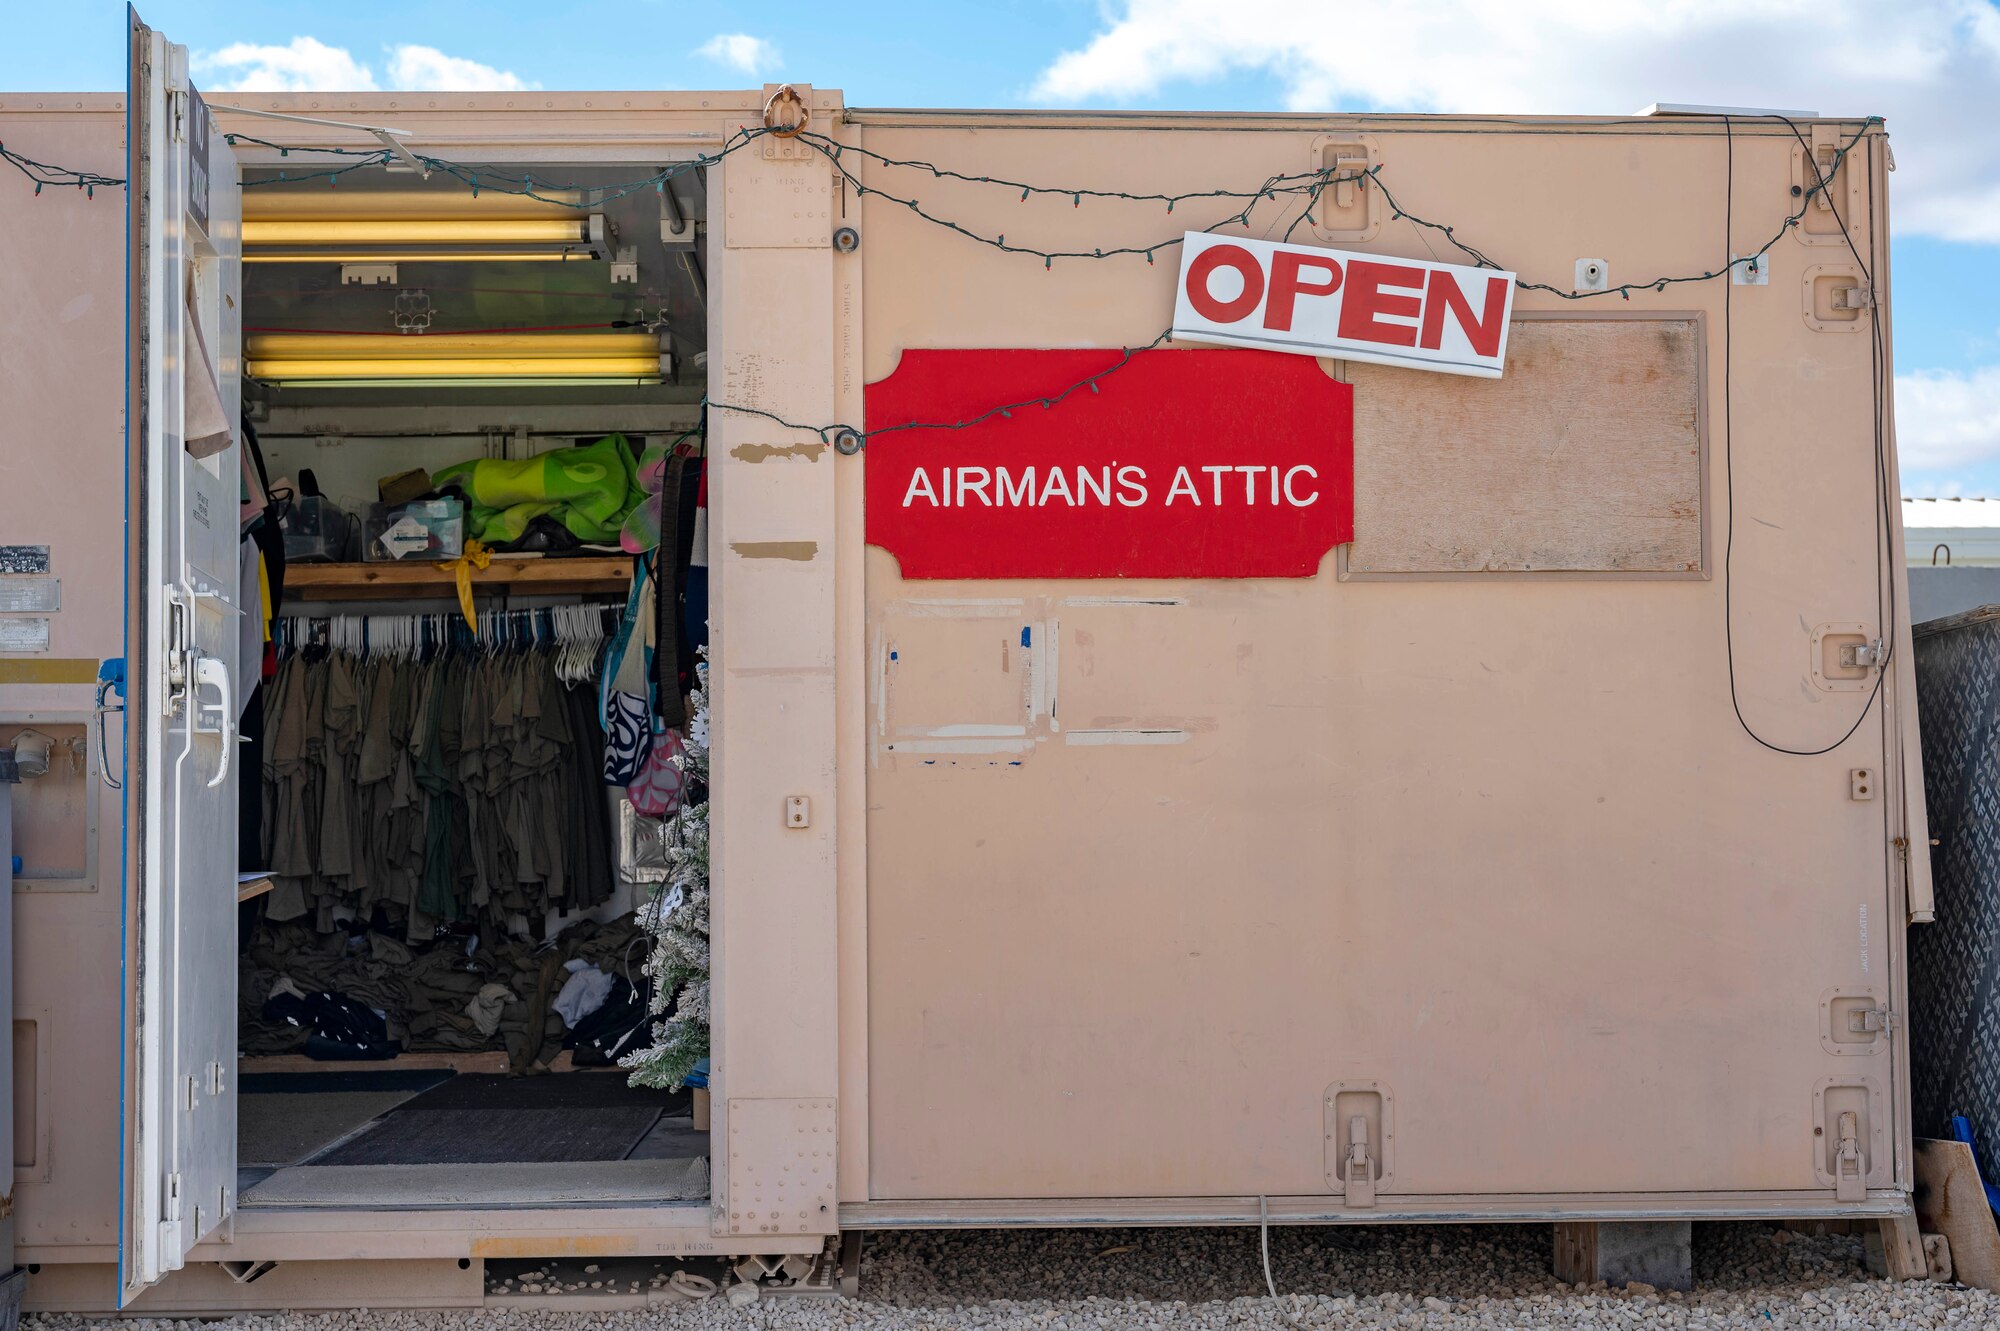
top-left (203, 104), bottom-right (429, 177)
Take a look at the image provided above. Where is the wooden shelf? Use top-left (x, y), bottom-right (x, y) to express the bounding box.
top-left (285, 556), bottom-right (632, 601)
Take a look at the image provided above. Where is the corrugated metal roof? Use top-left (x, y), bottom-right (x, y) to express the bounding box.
top-left (1905, 498), bottom-right (2000, 531)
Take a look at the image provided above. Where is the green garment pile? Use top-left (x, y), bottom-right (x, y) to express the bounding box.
top-left (434, 432), bottom-right (642, 546)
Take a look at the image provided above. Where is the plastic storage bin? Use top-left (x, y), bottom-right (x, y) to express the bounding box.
top-left (363, 497), bottom-right (465, 562)
top-left (279, 496), bottom-right (353, 563)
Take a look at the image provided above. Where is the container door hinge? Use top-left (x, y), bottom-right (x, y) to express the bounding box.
top-left (158, 1170), bottom-right (185, 1255)
top-left (1342, 1116), bottom-right (1377, 1209)
top-left (1834, 1110), bottom-right (1867, 1203)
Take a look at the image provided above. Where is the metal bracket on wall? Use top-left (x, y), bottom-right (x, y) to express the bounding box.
top-left (1731, 253), bottom-right (1770, 286)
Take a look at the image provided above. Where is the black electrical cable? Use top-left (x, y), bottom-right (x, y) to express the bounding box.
top-left (792, 130), bottom-right (1342, 210)
top-left (0, 140), bottom-right (123, 194)
top-left (799, 131), bottom-right (1365, 267)
top-left (1719, 114), bottom-right (1893, 756)
top-left (1777, 115), bottom-right (1899, 678)
top-left (224, 125), bottom-right (776, 200)
top-left (703, 329), bottom-right (1175, 446)
top-left (1365, 119), bottom-right (1877, 302)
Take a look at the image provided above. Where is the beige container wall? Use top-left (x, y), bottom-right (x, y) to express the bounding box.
top-left (0, 99), bottom-right (131, 1259)
top-left (853, 116), bottom-right (1916, 1202)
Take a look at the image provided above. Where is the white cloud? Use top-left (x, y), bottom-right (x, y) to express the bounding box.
top-left (695, 33), bottom-right (781, 77)
top-left (195, 37), bottom-right (378, 92)
top-left (384, 45), bottom-right (533, 92)
top-left (194, 38), bottom-right (531, 94)
top-left (1033, 0), bottom-right (2000, 245)
top-left (1897, 367), bottom-right (2000, 472)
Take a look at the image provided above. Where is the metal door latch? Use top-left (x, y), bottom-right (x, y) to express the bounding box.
top-left (1838, 638), bottom-right (1885, 670)
top-left (1846, 1007), bottom-right (1896, 1035)
top-left (1834, 1110), bottom-right (1866, 1203)
top-left (1329, 151), bottom-right (1370, 210)
top-left (1813, 144), bottom-right (1840, 208)
top-left (1343, 1116), bottom-right (1376, 1209)
top-left (1829, 285), bottom-right (1875, 311)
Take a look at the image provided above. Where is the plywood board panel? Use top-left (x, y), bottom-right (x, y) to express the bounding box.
top-left (1346, 318), bottom-right (1703, 576)
top-left (1914, 1138), bottom-right (2000, 1291)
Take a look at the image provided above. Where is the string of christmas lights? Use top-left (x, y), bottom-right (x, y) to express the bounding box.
top-left (795, 128), bottom-right (1361, 268)
top-left (221, 124), bottom-right (776, 201)
top-left (5, 112), bottom-right (1883, 442)
top-left (1, 141), bottom-right (123, 196)
top-left (705, 329), bottom-right (1176, 448)
top-left (1365, 116), bottom-right (1879, 301)
top-left (11, 112), bottom-right (1875, 301)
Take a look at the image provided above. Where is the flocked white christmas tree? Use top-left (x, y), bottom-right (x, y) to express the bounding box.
top-left (622, 654), bottom-right (711, 1090)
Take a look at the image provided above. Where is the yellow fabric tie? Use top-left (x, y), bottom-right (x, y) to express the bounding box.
top-left (437, 539), bottom-right (493, 629)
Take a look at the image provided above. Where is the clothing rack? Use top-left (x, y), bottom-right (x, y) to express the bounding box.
top-left (275, 604), bottom-right (621, 682)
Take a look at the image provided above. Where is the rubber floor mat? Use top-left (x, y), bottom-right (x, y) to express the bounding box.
top-left (308, 1105), bottom-right (662, 1166)
top-left (239, 1090), bottom-right (426, 1167)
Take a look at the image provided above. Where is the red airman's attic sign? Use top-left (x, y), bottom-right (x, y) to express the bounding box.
top-left (863, 347), bottom-right (1353, 580)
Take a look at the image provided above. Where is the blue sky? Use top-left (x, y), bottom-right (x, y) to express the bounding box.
top-left (7, 1), bottom-right (1998, 495)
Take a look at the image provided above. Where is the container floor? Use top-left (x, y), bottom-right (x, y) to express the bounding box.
top-left (238, 1157), bottom-right (710, 1209)
top-left (236, 1068), bottom-right (707, 1209)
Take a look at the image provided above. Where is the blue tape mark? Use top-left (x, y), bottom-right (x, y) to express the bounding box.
top-left (1020, 626), bottom-right (1032, 648)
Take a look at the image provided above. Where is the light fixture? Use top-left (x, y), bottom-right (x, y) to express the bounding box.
top-left (243, 219), bottom-right (592, 244)
top-left (244, 251), bottom-right (599, 265)
top-left (246, 332), bottom-right (666, 387)
top-left (243, 190), bottom-right (587, 219)
top-left (239, 210), bottom-right (611, 264)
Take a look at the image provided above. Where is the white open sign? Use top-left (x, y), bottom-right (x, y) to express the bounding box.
top-left (1172, 232), bottom-right (1517, 379)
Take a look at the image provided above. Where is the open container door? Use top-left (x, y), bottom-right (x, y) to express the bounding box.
top-left (120, 6), bottom-right (244, 1304)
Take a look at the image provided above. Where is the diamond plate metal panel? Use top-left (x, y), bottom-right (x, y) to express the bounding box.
top-left (722, 1098), bottom-right (837, 1236)
top-left (1910, 608), bottom-right (2000, 1174)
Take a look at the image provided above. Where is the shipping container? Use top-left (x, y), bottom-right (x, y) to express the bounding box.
top-left (0, 10), bottom-right (1934, 1314)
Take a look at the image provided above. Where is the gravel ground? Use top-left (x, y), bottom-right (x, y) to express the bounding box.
top-left (27, 1222), bottom-right (2000, 1329)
